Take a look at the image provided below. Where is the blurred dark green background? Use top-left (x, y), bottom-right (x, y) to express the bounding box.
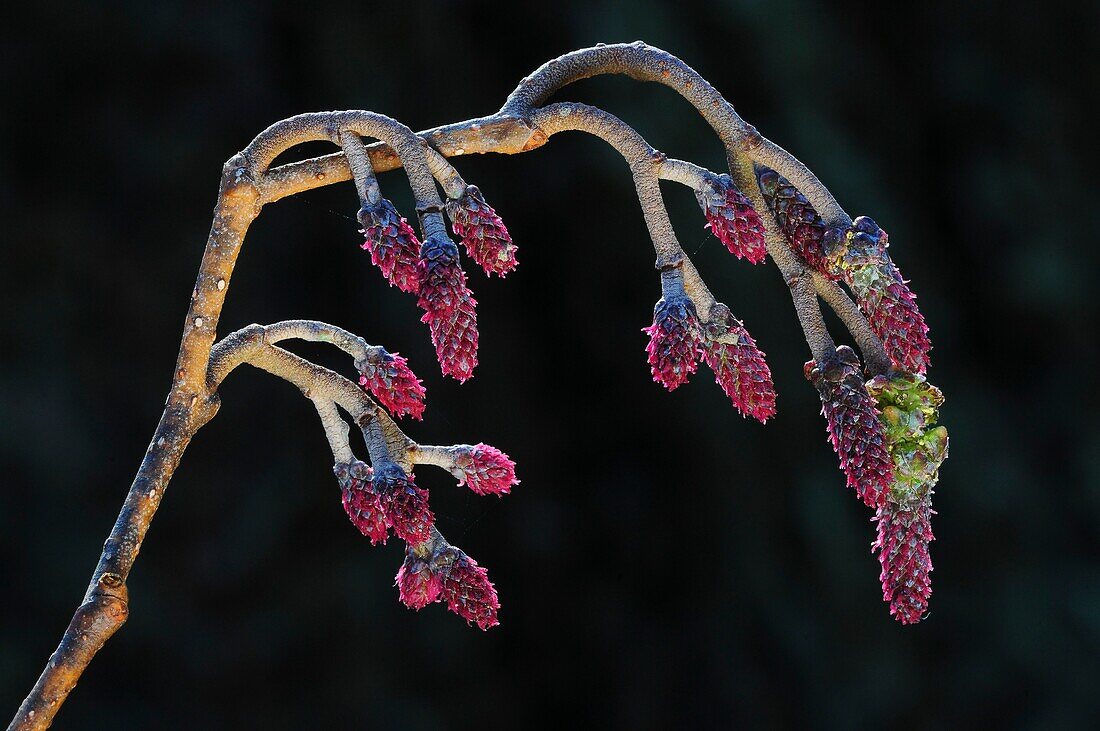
top-left (2, 1), bottom-right (1097, 728)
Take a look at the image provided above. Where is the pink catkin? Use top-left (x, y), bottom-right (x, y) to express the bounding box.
top-left (696, 173), bottom-right (767, 263)
top-left (358, 351), bottom-right (426, 420)
top-left (393, 544), bottom-right (500, 629)
top-left (336, 460), bottom-right (389, 545)
top-left (358, 198), bottom-right (422, 293)
top-left (644, 295), bottom-right (703, 391)
top-left (373, 463), bottom-right (434, 545)
top-left (417, 235), bottom-right (479, 382)
top-left (864, 271), bottom-right (930, 374)
top-left (453, 443), bottom-right (519, 496)
top-left (447, 185), bottom-right (518, 277)
top-left (703, 324), bottom-right (777, 423)
top-left (439, 551), bottom-right (500, 630)
top-left (804, 347), bottom-right (894, 508)
top-left (835, 218), bottom-right (931, 374)
top-left (396, 552), bottom-right (443, 610)
top-left (424, 299), bottom-right (479, 383)
top-left (756, 166), bottom-right (833, 275)
top-left (874, 496), bottom-right (934, 624)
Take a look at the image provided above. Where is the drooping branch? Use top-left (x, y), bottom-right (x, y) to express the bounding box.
top-left (11, 42), bottom-right (929, 731)
top-left (257, 114), bottom-right (542, 203)
top-left (245, 110), bottom-right (453, 241)
top-left (528, 102), bottom-right (839, 362)
top-left (338, 125), bottom-right (471, 211)
top-left (726, 152), bottom-right (835, 350)
top-left (251, 319), bottom-right (384, 373)
top-left (256, 43), bottom-right (850, 228)
top-left (528, 103), bottom-right (710, 306)
top-left (207, 323), bottom-right (503, 630)
top-left (811, 273), bottom-right (891, 374)
top-left (501, 41), bottom-right (850, 229)
top-left (208, 324), bottom-right (372, 414)
top-left (423, 147), bottom-right (467, 200)
top-left (207, 321), bottom-right (416, 459)
top-left (338, 130), bottom-right (383, 206)
top-left (312, 398), bottom-right (355, 464)
top-left (244, 66), bottom-right (876, 367)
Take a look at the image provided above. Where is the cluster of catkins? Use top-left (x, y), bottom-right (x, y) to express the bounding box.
top-left (350, 182), bottom-right (518, 628)
top-left (756, 168), bottom-right (931, 374)
top-left (651, 167), bottom-right (948, 623)
top-left (334, 448), bottom-right (516, 630)
top-left (757, 166), bottom-right (947, 624)
top-left (353, 159), bottom-right (947, 625)
top-left (337, 346), bottom-right (518, 629)
top-left (357, 185), bottom-right (516, 383)
top-left (643, 173), bottom-right (777, 422)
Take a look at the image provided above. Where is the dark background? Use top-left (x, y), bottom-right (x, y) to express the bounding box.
top-left (2, 1), bottom-right (1097, 728)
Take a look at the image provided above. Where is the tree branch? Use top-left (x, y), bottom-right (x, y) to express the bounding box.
top-left (244, 110), bottom-right (450, 239)
top-left (6, 160), bottom-right (257, 730)
top-left (247, 68), bottom-right (864, 365)
top-left (206, 322), bottom-right (417, 461)
top-left (811, 273), bottom-right (890, 374)
top-left (11, 42), bottom-right (899, 730)
top-left (312, 398), bottom-right (355, 464)
top-left (528, 103), bottom-right (717, 315)
top-left (725, 151), bottom-right (837, 364)
top-left (8, 320), bottom-right (414, 731)
top-left (501, 41), bottom-right (850, 228)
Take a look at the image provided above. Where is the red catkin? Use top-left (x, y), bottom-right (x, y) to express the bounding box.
top-left (394, 542), bottom-right (500, 630)
top-left (396, 550), bottom-right (443, 611)
top-left (452, 443), bottom-right (519, 496)
top-left (825, 217), bottom-right (931, 373)
top-left (335, 460), bottom-right (389, 545)
top-left (358, 198), bottom-right (422, 293)
top-left (447, 185), bottom-right (518, 277)
top-left (873, 496), bottom-right (934, 625)
top-left (756, 166), bottom-right (833, 274)
top-left (358, 350), bottom-right (426, 420)
top-left (644, 294), bottom-right (703, 391)
top-left (701, 304), bottom-right (776, 422)
top-left (696, 173), bottom-right (767, 263)
top-left (438, 548), bottom-right (500, 630)
top-left (373, 462), bottom-right (434, 545)
top-left (804, 347), bottom-right (894, 508)
top-left (417, 234), bottom-right (479, 382)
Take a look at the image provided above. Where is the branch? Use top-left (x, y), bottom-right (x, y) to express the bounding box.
top-left (811, 272), bottom-right (890, 374)
top-left (207, 322), bottom-right (416, 460)
top-left (7, 321), bottom-right (414, 731)
top-left (528, 103), bottom-right (714, 310)
top-left (501, 41), bottom-right (850, 228)
top-left (337, 130), bottom-right (383, 205)
top-left (248, 73), bottom-right (863, 365)
top-left (244, 110), bottom-right (450, 240)
top-left (255, 44), bottom-right (852, 231)
top-left (6, 389), bottom-right (221, 731)
top-left (257, 114), bottom-right (543, 204)
top-left (312, 398), bottom-right (355, 464)
top-left (725, 152), bottom-right (837, 364)
top-left (12, 43), bottom-right (903, 730)
top-left (528, 102), bottom-right (838, 362)
top-left (250, 318), bottom-right (381, 372)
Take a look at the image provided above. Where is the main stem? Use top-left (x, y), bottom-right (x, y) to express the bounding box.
top-left (8, 160), bottom-right (258, 731)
